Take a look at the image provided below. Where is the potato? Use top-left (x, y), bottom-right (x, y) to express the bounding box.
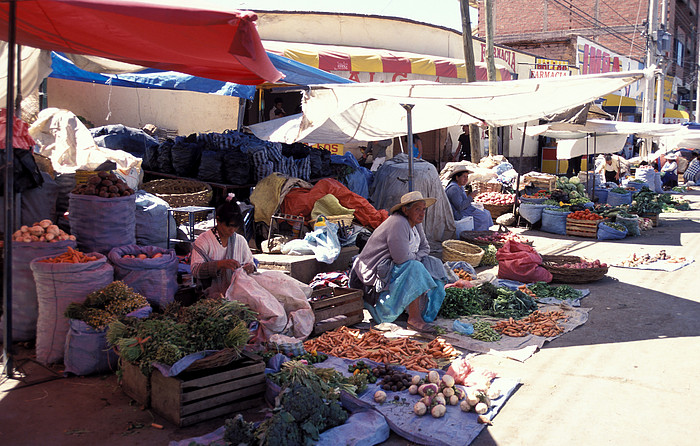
top-left (137, 253), bottom-right (148, 260)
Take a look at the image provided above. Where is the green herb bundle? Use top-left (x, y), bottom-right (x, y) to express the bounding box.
top-left (106, 297), bottom-right (257, 374)
top-left (439, 282), bottom-right (537, 319)
top-left (64, 281), bottom-right (149, 330)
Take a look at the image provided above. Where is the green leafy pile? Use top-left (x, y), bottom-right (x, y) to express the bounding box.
top-left (439, 282), bottom-right (537, 319)
top-left (224, 383), bottom-right (348, 446)
top-left (106, 297), bottom-right (256, 374)
top-left (268, 360), bottom-right (358, 398)
top-left (64, 281), bottom-right (149, 330)
top-left (527, 282), bottom-right (582, 301)
top-left (479, 244), bottom-right (498, 267)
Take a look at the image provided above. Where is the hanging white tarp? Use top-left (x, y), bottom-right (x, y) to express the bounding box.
top-left (555, 135), bottom-right (629, 159)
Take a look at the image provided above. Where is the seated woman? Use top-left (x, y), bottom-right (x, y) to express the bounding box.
top-left (660, 152), bottom-right (678, 189)
top-left (445, 165), bottom-right (494, 231)
top-left (191, 196), bottom-right (314, 340)
top-left (349, 191), bottom-right (447, 333)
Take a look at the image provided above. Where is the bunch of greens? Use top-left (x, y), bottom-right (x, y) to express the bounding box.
top-left (268, 360), bottom-right (357, 399)
top-left (479, 244), bottom-right (498, 267)
top-left (610, 187), bottom-right (630, 194)
top-left (106, 297), bottom-right (256, 374)
top-left (224, 383), bottom-right (348, 446)
top-left (439, 282), bottom-right (537, 319)
top-left (629, 188), bottom-right (663, 214)
top-left (64, 281), bottom-right (149, 330)
top-left (527, 282), bottom-right (582, 301)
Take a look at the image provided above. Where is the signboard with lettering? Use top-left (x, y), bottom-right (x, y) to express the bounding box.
top-left (530, 69), bottom-right (571, 78)
top-left (310, 143), bottom-right (344, 155)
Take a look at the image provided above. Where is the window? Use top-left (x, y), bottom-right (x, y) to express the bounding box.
top-left (675, 39), bottom-right (684, 67)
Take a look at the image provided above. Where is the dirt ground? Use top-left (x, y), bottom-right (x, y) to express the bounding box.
top-left (2, 190), bottom-right (700, 446)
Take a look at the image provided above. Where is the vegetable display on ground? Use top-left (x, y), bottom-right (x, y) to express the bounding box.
top-left (492, 310), bottom-right (568, 337)
top-left (438, 282), bottom-right (538, 320)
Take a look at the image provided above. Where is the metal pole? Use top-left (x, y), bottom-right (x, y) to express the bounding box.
top-left (513, 122), bottom-right (527, 217)
top-left (459, 0), bottom-right (482, 163)
top-left (655, 0), bottom-right (667, 124)
top-left (3, 0), bottom-right (17, 378)
top-left (696, 33), bottom-right (700, 121)
top-left (484, 0), bottom-right (498, 156)
top-left (402, 104), bottom-right (415, 192)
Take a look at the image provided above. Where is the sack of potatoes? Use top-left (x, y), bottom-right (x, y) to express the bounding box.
top-left (72, 171), bottom-right (134, 198)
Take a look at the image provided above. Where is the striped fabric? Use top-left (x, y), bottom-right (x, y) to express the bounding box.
top-left (266, 43), bottom-right (512, 82)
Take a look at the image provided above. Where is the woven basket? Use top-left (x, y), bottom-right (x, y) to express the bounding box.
top-left (326, 214), bottom-right (354, 227)
top-left (142, 179), bottom-right (213, 208)
top-left (460, 228), bottom-right (509, 248)
top-left (472, 182), bottom-right (502, 194)
top-left (185, 348), bottom-right (242, 372)
top-left (442, 240), bottom-right (484, 267)
top-left (541, 255), bottom-right (608, 283)
top-left (483, 203), bottom-right (514, 218)
top-left (142, 179), bottom-right (213, 225)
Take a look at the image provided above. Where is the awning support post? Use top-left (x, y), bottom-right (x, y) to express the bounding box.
top-left (402, 104), bottom-right (415, 192)
top-left (3, 0), bottom-right (17, 378)
top-left (513, 122), bottom-right (527, 218)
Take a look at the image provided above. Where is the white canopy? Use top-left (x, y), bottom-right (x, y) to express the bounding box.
top-left (524, 119), bottom-right (700, 158)
top-left (248, 70), bottom-right (649, 144)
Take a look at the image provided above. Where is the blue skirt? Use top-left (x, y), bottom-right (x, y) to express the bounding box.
top-left (365, 260), bottom-right (445, 324)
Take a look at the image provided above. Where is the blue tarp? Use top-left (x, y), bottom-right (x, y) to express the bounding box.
top-left (49, 51), bottom-right (353, 100)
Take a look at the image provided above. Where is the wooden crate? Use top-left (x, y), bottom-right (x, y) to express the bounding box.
top-left (120, 361), bottom-right (150, 407)
top-left (523, 174), bottom-right (557, 192)
top-left (309, 287), bottom-right (364, 335)
top-left (566, 218), bottom-right (599, 238)
top-left (150, 352), bottom-right (266, 427)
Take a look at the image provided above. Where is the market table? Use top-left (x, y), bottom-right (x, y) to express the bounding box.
top-left (255, 245), bottom-right (358, 283)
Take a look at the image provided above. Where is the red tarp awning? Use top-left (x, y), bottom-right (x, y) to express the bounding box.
top-left (0, 0), bottom-right (283, 85)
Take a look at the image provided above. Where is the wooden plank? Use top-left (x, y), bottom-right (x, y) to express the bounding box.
top-left (180, 359), bottom-right (265, 389)
top-left (120, 361), bottom-right (150, 407)
top-left (150, 370), bottom-right (184, 424)
top-left (313, 298), bottom-right (364, 321)
top-left (313, 310), bottom-right (363, 335)
top-left (181, 373), bottom-right (266, 403)
top-left (179, 395), bottom-right (266, 427)
top-left (180, 382), bottom-right (266, 416)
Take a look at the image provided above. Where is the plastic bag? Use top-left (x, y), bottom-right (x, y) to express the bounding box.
top-left (251, 271), bottom-right (314, 340)
top-left (541, 208), bottom-right (570, 235)
top-left (0, 239), bottom-right (76, 342)
top-left (496, 240), bottom-right (552, 283)
top-left (69, 193), bottom-right (136, 254)
top-left (607, 190), bottom-right (631, 206)
top-left (615, 215), bottom-right (641, 237)
top-left (597, 222), bottom-right (628, 240)
top-left (31, 253), bottom-right (114, 365)
top-left (282, 220), bottom-right (341, 264)
top-left (455, 216), bottom-right (474, 236)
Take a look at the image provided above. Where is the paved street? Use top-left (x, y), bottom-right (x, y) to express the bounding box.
top-left (1, 191), bottom-right (699, 446)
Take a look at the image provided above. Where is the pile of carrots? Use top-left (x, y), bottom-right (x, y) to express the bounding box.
top-left (39, 246), bottom-right (98, 264)
top-left (491, 310), bottom-right (568, 338)
top-left (517, 284), bottom-right (537, 298)
top-left (567, 209), bottom-right (604, 221)
top-left (303, 326), bottom-right (461, 372)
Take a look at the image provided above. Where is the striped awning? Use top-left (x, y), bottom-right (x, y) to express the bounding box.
top-left (263, 41), bottom-right (514, 82)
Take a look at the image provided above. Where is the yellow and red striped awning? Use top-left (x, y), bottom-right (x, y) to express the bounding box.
top-left (263, 41), bottom-right (514, 82)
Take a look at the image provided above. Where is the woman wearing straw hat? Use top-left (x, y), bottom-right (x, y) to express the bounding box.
top-left (445, 164), bottom-right (494, 231)
top-left (660, 152), bottom-right (679, 189)
top-left (349, 191), bottom-right (447, 333)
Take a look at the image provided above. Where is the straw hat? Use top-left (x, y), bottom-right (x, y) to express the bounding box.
top-left (451, 164), bottom-right (475, 177)
top-left (665, 152), bottom-right (678, 160)
top-left (390, 191), bottom-right (437, 214)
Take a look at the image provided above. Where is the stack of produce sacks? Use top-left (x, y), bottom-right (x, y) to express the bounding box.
top-left (69, 172), bottom-right (136, 254)
top-left (0, 221), bottom-right (76, 342)
top-left (30, 247), bottom-right (114, 365)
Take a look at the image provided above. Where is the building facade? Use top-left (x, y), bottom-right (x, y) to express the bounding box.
top-left (477, 0), bottom-right (700, 120)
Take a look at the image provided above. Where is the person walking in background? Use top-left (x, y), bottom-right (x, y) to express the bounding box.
top-left (454, 125), bottom-right (471, 162)
top-left (596, 154), bottom-right (621, 184)
top-left (566, 155), bottom-right (582, 178)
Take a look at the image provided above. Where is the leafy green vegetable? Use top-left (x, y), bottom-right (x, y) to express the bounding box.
top-left (439, 283), bottom-right (537, 319)
top-left (528, 282), bottom-right (582, 301)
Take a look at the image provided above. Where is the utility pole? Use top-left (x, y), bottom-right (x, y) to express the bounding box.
top-left (642, 0), bottom-right (658, 157)
top-left (459, 0), bottom-right (482, 163)
top-left (696, 34), bottom-right (700, 121)
top-left (484, 0), bottom-right (498, 156)
top-left (654, 0), bottom-right (667, 124)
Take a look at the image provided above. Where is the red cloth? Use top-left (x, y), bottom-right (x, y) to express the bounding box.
top-left (281, 178), bottom-right (388, 229)
top-left (0, 1), bottom-right (282, 85)
top-left (0, 109), bottom-right (35, 150)
top-left (496, 240), bottom-right (552, 283)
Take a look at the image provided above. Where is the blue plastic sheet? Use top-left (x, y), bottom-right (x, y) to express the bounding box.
top-left (497, 279), bottom-right (589, 307)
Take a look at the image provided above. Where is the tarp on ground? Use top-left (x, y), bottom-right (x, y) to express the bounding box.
top-left (0, 0), bottom-right (282, 85)
top-left (248, 70), bottom-right (649, 144)
top-left (370, 154), bottom-right (456, 253)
